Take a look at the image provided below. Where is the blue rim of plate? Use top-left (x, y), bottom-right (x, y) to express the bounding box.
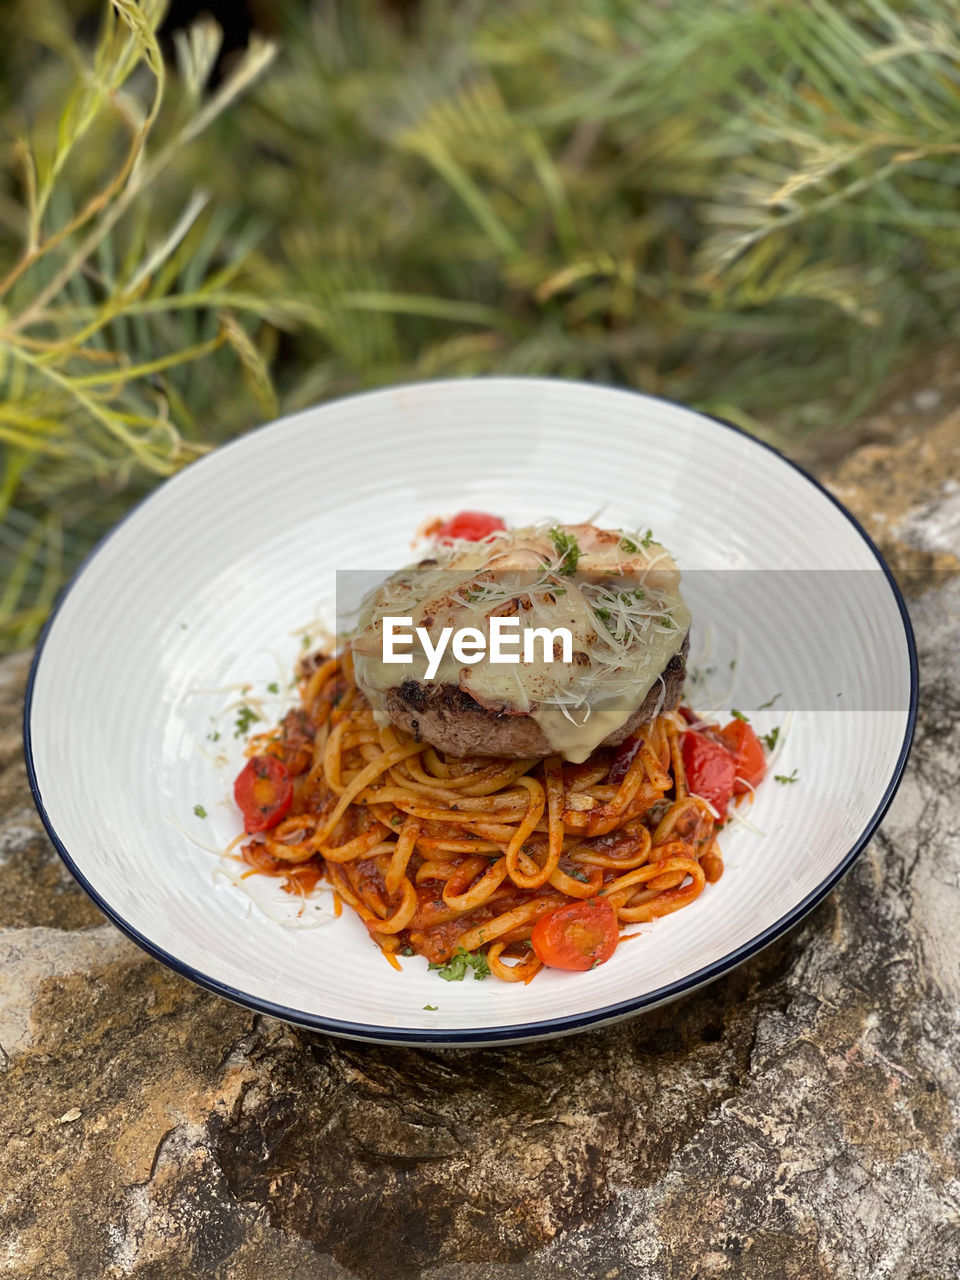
top-left (22, 379), bottom-right (919, 1046)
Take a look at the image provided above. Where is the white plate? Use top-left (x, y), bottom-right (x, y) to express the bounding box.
top-left (24, 379), bottom-right (917, 1045)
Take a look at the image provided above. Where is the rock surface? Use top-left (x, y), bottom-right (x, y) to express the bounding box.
top-left (1, 413), bottom-right (958, 1280)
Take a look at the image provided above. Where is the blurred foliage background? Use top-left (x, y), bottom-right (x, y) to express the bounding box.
top-left (1, 0), bottom-right (959, 649)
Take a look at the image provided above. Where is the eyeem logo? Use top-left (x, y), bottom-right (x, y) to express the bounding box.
top-left (383, 616), bottom-right (573, 680)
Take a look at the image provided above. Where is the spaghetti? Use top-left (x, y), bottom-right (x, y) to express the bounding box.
top-left (236, 646), bottom-right (726, 983)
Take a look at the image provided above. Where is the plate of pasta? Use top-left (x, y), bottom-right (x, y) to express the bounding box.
top-left (25, 378), bottom-right (917, 1045)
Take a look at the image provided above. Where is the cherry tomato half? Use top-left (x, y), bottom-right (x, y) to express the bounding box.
top-left (531, 899), bottom-right (619, 971)
top-left (433, 511), bottom-right (507, 543)
top-left (719, 719), bottom-right (767, 793)
top-left (681, 731), bottom-right (737, 817)
top-left (234, 755), bottom-right (293, 833)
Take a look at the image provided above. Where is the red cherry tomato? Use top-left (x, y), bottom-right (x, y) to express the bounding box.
top-left (681, 731), bottom-right (737, 817)
top-left (234, 755), bottom-right (293, 833)
top-left (433, 511), bottom-right (506, 543)
top-left (531, 899), bottom-right (619, 971)
top-left (719, 719), bottom-right (767, 793)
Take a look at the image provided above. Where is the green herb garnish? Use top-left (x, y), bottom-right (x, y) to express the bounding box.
top-left (758, 692), bottom-right (781, 709)
top-left (267, 681), bottom-right (279, 694)
top-left (762, 726), bottom-right (780, 752)
top-left (774, 769), bottom-right (798, 784)
top-left (619, 535), bottom-right (638, 553)
top-left (428, 946), bottom-right (491, 982)
top-left (595, 606), bottom-right (611, 622)
top-left (193, 804), bottom-right (207, 819)
top-left (423, 1004), bottom-right (438, 1011)
top-left (234, 705), bottom-right (261, 738)
top-left (549, 527), bottom-right (581, 577)
top-left (731, 709), bottom-right (748, 722)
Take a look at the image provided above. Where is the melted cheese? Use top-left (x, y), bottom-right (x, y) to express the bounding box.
top-left (351, 523), bottom-right (690, 762)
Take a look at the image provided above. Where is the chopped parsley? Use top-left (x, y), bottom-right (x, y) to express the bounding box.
top-left (774, 769), bottom-right (799, 784)
top-left (619, 529), bottom-right (654, 553)
top-left (595, 606), bottom-right (611, 623)
top-left (730, 709), bottom-right (749, 722)
top-left (267, 681), bottom-right (279, 694)
top-left (428, 947), bottom-right (491, 982)
top-left (234, 705), bottom-right (261, 738)
top-left (762, 726), bottom-right (780, 752)
top-left (567, 868), bottom-right (590, 883)
top-left (193, 804), bottom-right (207, 819)
top-left (549, 527), bottom-right (581, 577)
top-left (423, 1004), bottom-right (438, 1011)
top-left (758, 692), bottom-right (781, 709)
top-left (300, 633), bottom-right (311, 651)
top-left (206, 730), bottom-right (221, 743)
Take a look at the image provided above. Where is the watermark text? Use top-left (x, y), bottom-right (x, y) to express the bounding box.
top-left (383, 616), bottom-right (573, 680)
